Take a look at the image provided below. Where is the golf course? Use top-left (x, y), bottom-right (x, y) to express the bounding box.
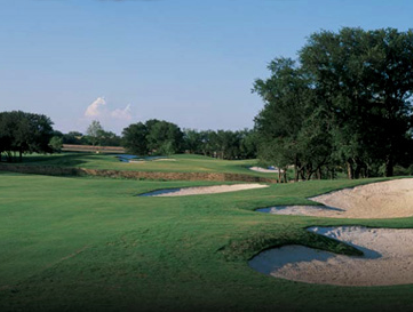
top-left (1, 154), bottom-right (413, 311)
top-left (2, 1), bottom-right (413, 310)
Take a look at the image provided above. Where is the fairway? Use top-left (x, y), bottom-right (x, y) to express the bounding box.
top-left (1, 172), bottom-right (413, 311)
top-left (17, 153), bottom-right (283, 179)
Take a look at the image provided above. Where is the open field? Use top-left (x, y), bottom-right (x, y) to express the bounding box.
top-left (9, 153), bottom-right (288, 179)
top-left (1, 172), bottom-right (413, 311)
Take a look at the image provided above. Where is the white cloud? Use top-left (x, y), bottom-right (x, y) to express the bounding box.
top-left (110, 104), bottom-right (132, 120)
top-left (85, 97), bottom-right (106, 117)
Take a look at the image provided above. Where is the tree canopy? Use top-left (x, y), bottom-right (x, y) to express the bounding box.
top-left (254, 27), bottom-right (413, 181)
top-left (0, 111), bottom-right (55, 162)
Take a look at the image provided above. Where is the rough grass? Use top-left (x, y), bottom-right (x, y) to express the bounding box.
top-left (1, 172), bottom-right (413, 312)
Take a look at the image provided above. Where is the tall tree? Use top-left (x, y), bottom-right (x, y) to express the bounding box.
top-left (253, 58), bottom-right (318, 181)
top-left (86, 120), bottom-right (104, 146)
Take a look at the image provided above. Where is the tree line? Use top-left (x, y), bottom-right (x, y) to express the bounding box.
top-left (122, 119), bottom-right (257, 160)
top-left (254, 27), bottom-right (413, 181)
top-left (0, 113), bottom-right (257, 161)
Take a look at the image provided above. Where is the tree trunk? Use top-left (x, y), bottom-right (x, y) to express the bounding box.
top-left (300, 168), bottom-right (306, 181)
top-left (306, 164), bottom-right (313, 180)
top-left (294, 156), bottom-right (299, 182)
top-left (316, 167), bottom-right (322, 180)
top-left (278, 168), bottom-right (281, 184)
top-left (19, 150), bottom-right (23, 163)
top-left (347, 160), bottom-right (354, 179)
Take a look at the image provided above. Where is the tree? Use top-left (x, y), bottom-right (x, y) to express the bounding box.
top-left (300, 27), bottom-right (413, 177)
top-left (0, 111), bottom-right (54, 162)
top-left (49, 136), bottom-right (63, 153)
top-left (253, 58), bottom-right (318, 181)
top-left (146, 120), bottom-right (184, 155)
top-left (86, 120), bottom-right (104, 146)
top-left (183, 129), bottom-right (203, 154)
top-left (121, 122), bottom-right (149, 156)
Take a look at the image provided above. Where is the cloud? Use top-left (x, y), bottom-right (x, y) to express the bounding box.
top-left (111, 104), bottom-right (132, 120)
top-left (85, 97), bottom-right (106, 117)
top-left (84, 97), bottom-right (134, 122)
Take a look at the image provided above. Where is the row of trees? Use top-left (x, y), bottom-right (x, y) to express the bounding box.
top-left (254, 27), bottom-right (413, 181)
top-left (0, 111), bottom-right (55, 162)
top-left (52, 121), bottom-right (122, 147)
top-left (121, 120), bottom-right (257, 159)
top-left (182, 128), bottom-right (256, 159)
top-left (0, 111), bottom-right (257, 161)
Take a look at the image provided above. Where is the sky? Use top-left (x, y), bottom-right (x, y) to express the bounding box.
top-left (1, 0), bottom-right (413, 134)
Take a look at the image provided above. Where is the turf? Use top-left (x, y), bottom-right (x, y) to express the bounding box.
top-left (12, 153), bottom-right (286, 179)
top-left (1, 172), bottom-right (413, 312)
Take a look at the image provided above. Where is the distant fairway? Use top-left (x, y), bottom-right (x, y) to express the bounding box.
top-left (1, 172), bottom-right (413, 311)
top-left (15, 153), bottom-right (285, 179)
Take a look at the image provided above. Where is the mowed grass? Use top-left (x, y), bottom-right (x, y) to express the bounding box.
top-left (17, 153), bottom-right (284, 179)
top-left (1, 172), bottom-right (413, 311)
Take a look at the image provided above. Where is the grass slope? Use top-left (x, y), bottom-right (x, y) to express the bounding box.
top-left (1, 172), bottom-right (412, 311)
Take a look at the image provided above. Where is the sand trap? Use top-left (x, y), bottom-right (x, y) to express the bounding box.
top-left (249, 166), bottom-right (284, 173)
top-left (258, 178), bottom-right (413, 219)
top-left (140, 183), bottom-right (268, 197)
top-left (249, 226), bottom-right (413, 286)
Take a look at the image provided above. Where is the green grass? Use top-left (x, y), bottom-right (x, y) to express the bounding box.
top-left (13, 152), bottom-right (289, 179)
top-left (1, 172), bottom-right (413, 311)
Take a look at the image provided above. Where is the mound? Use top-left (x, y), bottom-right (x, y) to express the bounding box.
top-left (249, 226), bottom-right (413, 286)
top-left (258, 178), bottom-right (413, 218)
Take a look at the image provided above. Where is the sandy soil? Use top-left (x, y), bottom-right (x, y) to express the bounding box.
top-left (258, 178), bottom-right (413, 218)
top-left (140, 183), bottom-right (268, 197)
top-left (249, 166), bottom-right (284, 174)
top-left (249, 226), bottom-right (413, 286)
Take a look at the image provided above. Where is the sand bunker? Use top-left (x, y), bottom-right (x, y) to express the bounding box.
top-left (249, 166), bottom-right (284, 174)
top-left (140, 183), bottom-right (268, 197)
top-left (249, 226), bottom-right (413, 286)
top-left (258, 178), bottom-right (413, 219)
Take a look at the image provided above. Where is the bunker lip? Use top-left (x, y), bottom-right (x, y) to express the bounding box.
top-left (257, 178), bottom-right (413, 219)
top-left (139, 183), bottom-right (268, 197)
top-left (248, 226), bottom-right (413, 287)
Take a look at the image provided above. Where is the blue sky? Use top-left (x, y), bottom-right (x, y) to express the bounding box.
top-left (1, 0), bottom-right (412, 134)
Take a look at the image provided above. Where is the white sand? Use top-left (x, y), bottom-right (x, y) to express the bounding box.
top-left (141, 183), bottom-right (268, 197)
top-left (249, 226), bottom-right (413, 286)
top-left (259, 178), bottom-right (413, 219)
top-left (249, 166), bottom-right (284, 174)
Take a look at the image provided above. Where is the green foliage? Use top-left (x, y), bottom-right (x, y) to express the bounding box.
top-left (86, 120), bottom-right (104, 146)
top-left (49, 136), bottom-right (63, 153)
top-left (0, 111), bottom-right (54, 162)
top-left (146, 120), bottom-right (184, 155)
top-left (122, 122), bottom-right (149, 155)
top-left (254, 28), bottom-right (413, 180)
